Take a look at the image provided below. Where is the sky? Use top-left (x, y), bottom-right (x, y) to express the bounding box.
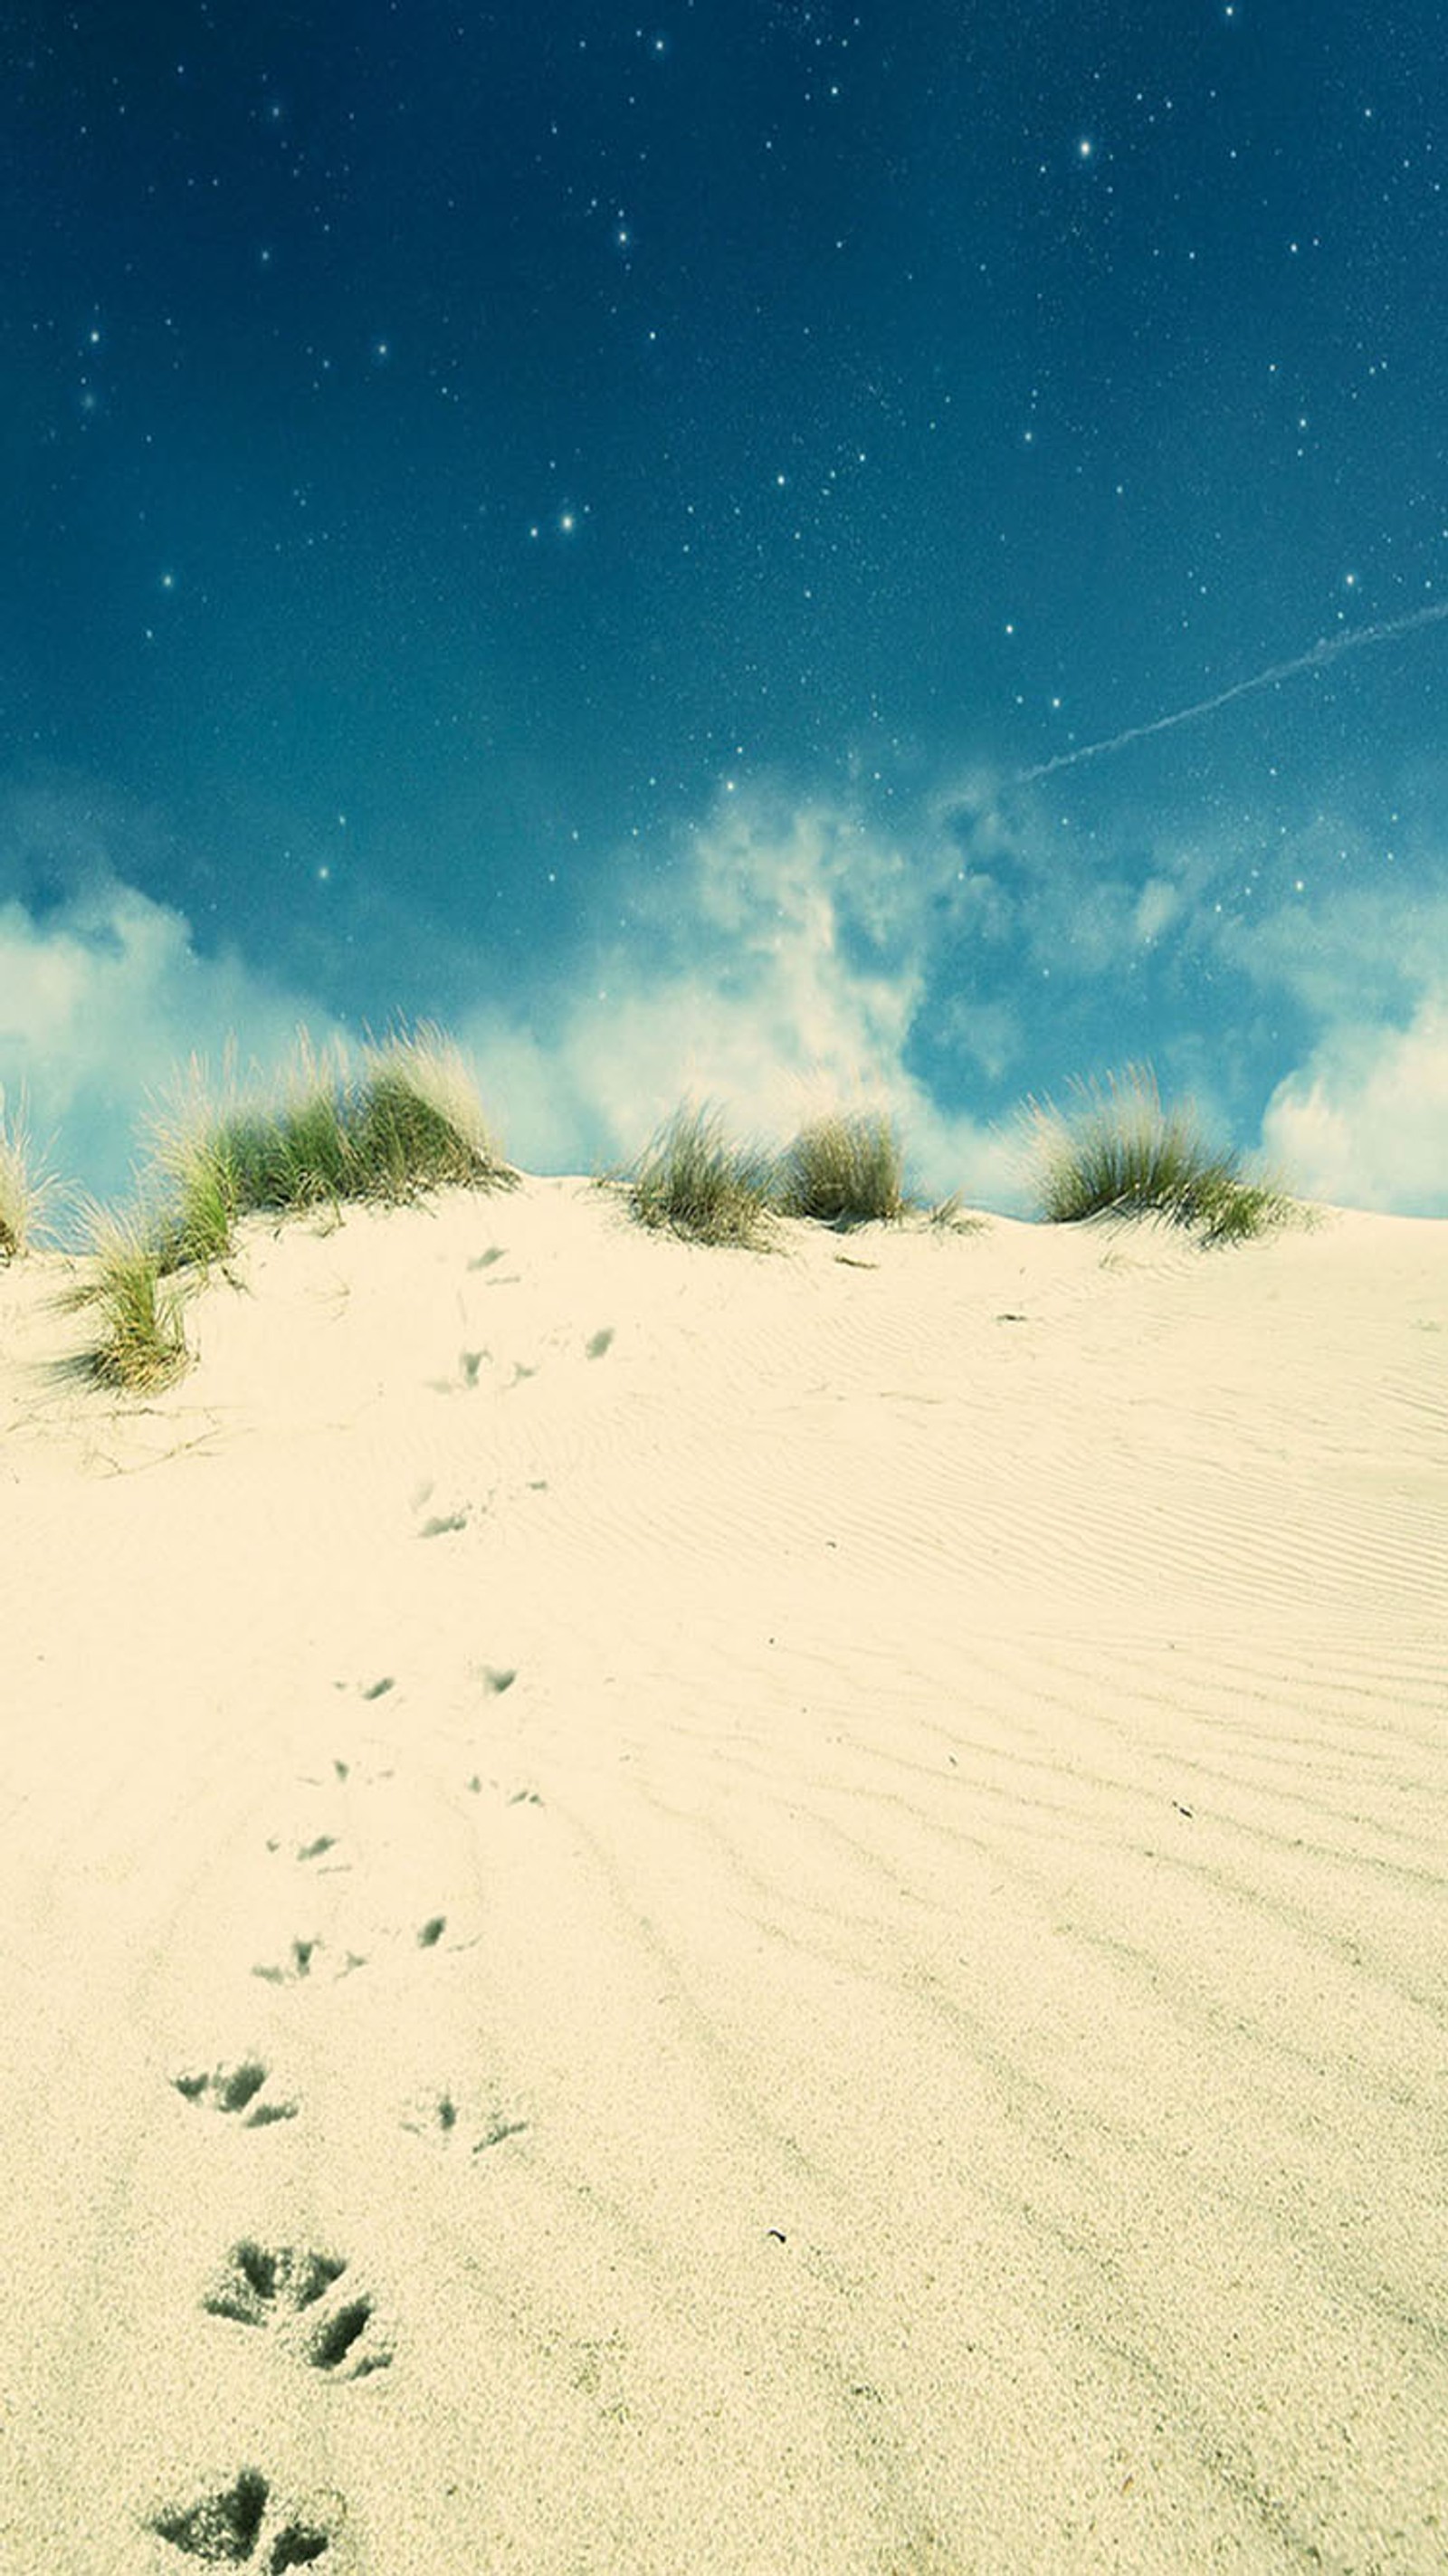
top-left (4, 0), bottom-right (1447, 1231)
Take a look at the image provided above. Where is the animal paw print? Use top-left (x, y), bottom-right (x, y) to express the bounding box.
top-left (411, 1476), bottom-right (472, 1538)
top-left (425, 1347), bottom-right (487, 1393)
top-left (148, 2464), bottom-right (338, 2564)
top-left (264, 1833), bottom-right (342, 1865)
top-left (203, 2241), bottom-right (393, 2380)
top-left (402, 2088), bottom-right (529, 2155)
top-left (172, 2060), bottom-right (297, 2128)
top-left (252, 1939), bottom-right (367, 1985)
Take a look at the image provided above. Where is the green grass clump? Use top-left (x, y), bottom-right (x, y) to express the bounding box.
top-left (773, 1110), bottom-right (910, 1227)
top-left (617, 1104), bottom-right (776, 1248)
top-left (617, 1100), bottom-right (981, 1245)
top-left (59, 1208), bottom-right (190, 1389)
top-left (1026, 1064), bottom-right (1291, 1244)
top-left (347, 1026), bottom-right (508, 1201)
top-left (62, 1022), bottom-right (510, 1391)
top-left (152, 1024), bottom-right (512, 1273)
top-left (0, 1088), bottom-right (61, 1260)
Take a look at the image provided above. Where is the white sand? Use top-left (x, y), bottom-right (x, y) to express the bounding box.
top-left (2, 1179), bottom-right (1445, 2572)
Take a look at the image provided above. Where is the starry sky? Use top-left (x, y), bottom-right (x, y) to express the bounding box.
top-left (5, 0), bottom-right (1447, 1226)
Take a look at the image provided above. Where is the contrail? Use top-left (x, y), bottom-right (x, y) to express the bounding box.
top-left (1013, 596), bottom-right (1448, 786)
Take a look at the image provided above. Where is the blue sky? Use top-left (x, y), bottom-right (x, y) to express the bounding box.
top-left (4, 0), bottom-right (1446, 1229)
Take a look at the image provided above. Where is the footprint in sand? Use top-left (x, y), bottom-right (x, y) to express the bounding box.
top-left (264, 1833), bottom-right (342, 1865)
top-left (402, 2088), bottom-right (529, 2154)
top-left (172, 2060), bottom-right (297, 2128)
top-left (426, 1347), bottom-right (487, 1393)
top-left (203, 2241), bottom-right (393, 2380)
top-left (252, 1939), bottom-right (367, 1986)
top-left (252, 1917), bottom-right (452, 1980)
top-left (148, 2464), bottom-right (338, 2565)
top-left (411, 1475), bottom-right (472, 1538)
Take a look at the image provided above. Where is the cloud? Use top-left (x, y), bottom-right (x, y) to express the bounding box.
top-left (1200, 832), bottom-right (1448, 1211)
top-left (1, 778), bottom-right (1026, 1232)
top-left (1262, 994), bottom-right (1448, 1215)
top-left (7, 769), bottom-right (1443, 1235)
top-left (1218, 880), bottom-right (1448, 1024)
top-left (462, 788), bottom-right (1024, 1206)
top-left (0, 786), bottom-right (338, 1233)
top-left (1134, 878), bottom-right (1180, 945)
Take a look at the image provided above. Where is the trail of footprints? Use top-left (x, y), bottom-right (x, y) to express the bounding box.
top-left (148, 1658), bottom-right (534, 2566)
top-left (413, 1298), bottom-right (619, 1538)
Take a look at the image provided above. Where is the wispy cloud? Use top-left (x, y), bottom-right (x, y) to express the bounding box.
top-left (3, 770), bottom-right (1445, 1233)
top-left (462, 788), bottom-right (1023, 1205)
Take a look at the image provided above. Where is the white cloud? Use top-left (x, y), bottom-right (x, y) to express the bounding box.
top-left (1262, 995), bottom-right (1448, 1215)
top-left (462, 790), bottom-right (1022, 1206)
top-left (0, 847), bottom-right (337, 1234)
top-left (12, 769), bottom-right (1442, 1235)
top-left (1, 781), bottom-right (1024, 1229)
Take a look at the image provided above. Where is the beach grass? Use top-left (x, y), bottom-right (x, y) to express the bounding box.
top-left (348, 1025), bottom-right (512, 1200)
top-left (151, 1025), bottom-right (514, 1274)
top-left (1026, 1064), bottom-right (1293, 1244)
top-left (772, 1110), bottom-right (910, 1226)
top-left (616, 1101), bottom-right (984, 1244)
top-left (927, 1189), bottom-right (985, 1234)
top-left (29, 1034), bottom-right (1305, 1392)
top-left (65, 1024), bottom-right (511, 1388)
top-left (0, 1088), bottom-right (62, 1260)
top-left (615, 1103), bottom-right (777, 1248)
top-left (58, 1207), bottom-right (190, 1389)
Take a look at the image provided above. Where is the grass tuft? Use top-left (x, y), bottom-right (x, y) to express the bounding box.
top-left (63, 1021), bottom-right (510, 1389)
top-left (1025, 1064), bottom-right (1293, 1244)
top-left (58, 1207), bottom-right (190, 1389)
top-left (926, 1190), bottom-right (985, 1235)
top-left (773, 1110), bottom-right (910, 1227)
top-left (150, 1023), bottom-right (512, 1273)
top-left (349, 1024), bottom-right (511, 1202)
top-left (617, 1103), bottom-right (776, 1247)
top-left (0, 1087), bottom-right (62, 1259)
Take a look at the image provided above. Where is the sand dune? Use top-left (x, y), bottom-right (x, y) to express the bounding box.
top-left (2, 1180), bottom-right (1445, 2571)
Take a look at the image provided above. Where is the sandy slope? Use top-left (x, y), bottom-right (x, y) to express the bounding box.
top-left (1, 1179), bottom-right (1444, 2573)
